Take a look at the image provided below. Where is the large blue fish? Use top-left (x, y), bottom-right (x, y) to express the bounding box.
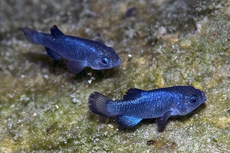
top-left (19, 25), bottom-right (121, 73)
top-left (89, 86), bottom-right (206, 128)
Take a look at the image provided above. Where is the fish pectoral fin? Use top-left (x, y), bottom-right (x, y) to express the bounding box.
top-left (115, 116), bottom-right (142, 128)
top-left (123, 88), bottom-right (146, 100)
top-left (156, 111), bottom-right (172, 127)
top-left (45, 47), bottom-right (62, 60)
top-left (67, 61), bottom-right (87, 73)
top-left (50, 25), bottom-right (65, 37)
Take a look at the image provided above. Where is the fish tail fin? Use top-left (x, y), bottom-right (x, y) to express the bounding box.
top-left (89, 92), bottom-right (113, 117)
top-left (19, 27), bottom-right (42, 44)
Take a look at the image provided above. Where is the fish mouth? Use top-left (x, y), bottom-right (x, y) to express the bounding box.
top-left (115, 58), bottom-right (122, 67)
top-left (201, 91), bottom-right (207, 102)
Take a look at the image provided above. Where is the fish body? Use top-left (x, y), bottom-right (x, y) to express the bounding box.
top-left (89, 86), bottom-right (206, 128)
top-left (19, 25), bottom-right (121, 73)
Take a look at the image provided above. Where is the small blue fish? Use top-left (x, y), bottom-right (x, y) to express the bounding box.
top-left (19, 25), bottom-right (121, 73)
top-left (89, 86), bottom-right (206, 128)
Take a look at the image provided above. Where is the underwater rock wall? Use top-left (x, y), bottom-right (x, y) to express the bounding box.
top-left (0, 0), bottom-right (230, 152)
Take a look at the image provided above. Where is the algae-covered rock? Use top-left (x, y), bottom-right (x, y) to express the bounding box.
top-left (0, 0), bottom-right (230, 152)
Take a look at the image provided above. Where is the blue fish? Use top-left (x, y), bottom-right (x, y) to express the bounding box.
top-left (19, 25), bottom-right (122, 73)
top-left (89, 86), bottom-right (206, 128)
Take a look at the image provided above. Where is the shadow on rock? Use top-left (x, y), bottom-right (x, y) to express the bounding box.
top-left (23, 52), bottom-right (120, 83)
top-left (157, 103), bottom-right (206, 132)
top-left (23, 52), bottom-right (69, 74)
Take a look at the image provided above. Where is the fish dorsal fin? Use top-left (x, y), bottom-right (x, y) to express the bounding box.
top-left (50, 25), bottom-right (65, 37)
top-left (123, 88), bottom-right (145, 100)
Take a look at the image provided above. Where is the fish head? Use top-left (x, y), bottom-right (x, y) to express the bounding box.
top-left (176, 86), bottom-right (207, 116)
top-left (88, 46), bottom-right (121, 70)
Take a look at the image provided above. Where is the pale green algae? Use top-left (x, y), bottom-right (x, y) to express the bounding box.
top-left (0, 0), bottom-right (230, 152)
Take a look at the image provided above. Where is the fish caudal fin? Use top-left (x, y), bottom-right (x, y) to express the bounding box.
top-left (19, 27), bottom-right (42, 44)
top-left (88, 92), bottom-right (113, 117)
top-left (115, 116), bottom-right (142, 128)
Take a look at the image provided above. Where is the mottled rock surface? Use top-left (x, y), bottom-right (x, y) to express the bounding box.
top-left (0, 0), bottom-right (230, 152)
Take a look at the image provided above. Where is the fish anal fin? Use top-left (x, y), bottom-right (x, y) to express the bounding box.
top-left (115, 116), bottom-right (142, 128)
top-left (67, 60), bottom-right (87, 73)
top-left (50, 25), bottom-right (65, 37)
top-left (156, 111), bottom-right (172, 128)
top-left (45, 47), bottom-right (62, 60)
top-left (123, 88), bottom-right (146, 100)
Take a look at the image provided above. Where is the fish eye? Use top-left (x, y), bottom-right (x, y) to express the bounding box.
top-left (190, 96), bottom-right (197, 103)
top-left (101, 57), bottom-right (109, 64)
